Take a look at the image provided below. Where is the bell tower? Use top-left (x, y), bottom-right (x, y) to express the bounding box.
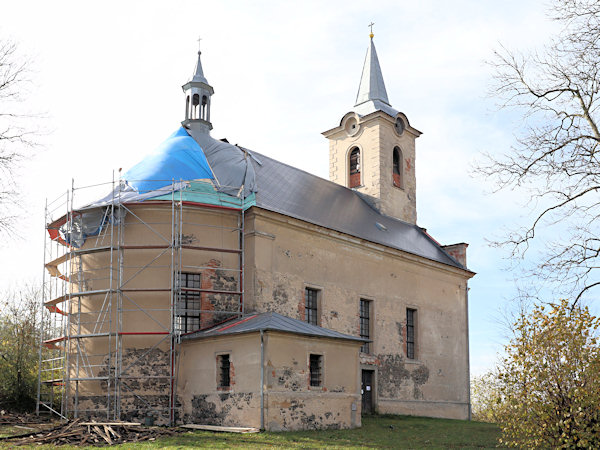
top-left (182, 46), bottom-right (214, 134)
top-left (322, 32), bottom-right (421, 224)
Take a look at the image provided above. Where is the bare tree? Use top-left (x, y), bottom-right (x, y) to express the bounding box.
top-left (0, 283), bottom-right (42, 411)
top-left (477, 0), bottom-right (600, 304)
top-left (0, 39), bottom-right (36, 235)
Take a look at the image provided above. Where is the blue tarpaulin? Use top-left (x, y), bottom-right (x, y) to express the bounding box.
top-left (124, 127), bottom-right (214, 193)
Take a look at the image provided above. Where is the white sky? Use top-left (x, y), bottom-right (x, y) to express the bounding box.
top-left (1, 0), bottom-right (559, 376)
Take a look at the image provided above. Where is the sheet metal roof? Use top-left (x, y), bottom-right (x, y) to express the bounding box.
top-left (246, 150), bottom-right (466, 270)
top-left (353, 37), bottom-right (398, 118)
top-left (183, 312), bottom-right (368, 342)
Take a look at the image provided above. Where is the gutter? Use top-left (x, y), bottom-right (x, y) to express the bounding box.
top-left (260, 329), bottom-right (265, 430)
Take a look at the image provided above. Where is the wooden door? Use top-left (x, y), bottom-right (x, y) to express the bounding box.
top-left (361, 370), bottom-right (374, 414)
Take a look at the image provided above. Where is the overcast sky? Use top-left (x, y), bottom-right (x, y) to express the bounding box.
top-left (0, 0), bottom-right (561, 376)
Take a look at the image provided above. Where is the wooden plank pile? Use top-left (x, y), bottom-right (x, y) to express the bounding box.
top-left (2, 419), bottom-right (183, 446)
top-left (181, 424), bottom-right (259, 433)
top-left (0, 410), bottom-right (49, 425)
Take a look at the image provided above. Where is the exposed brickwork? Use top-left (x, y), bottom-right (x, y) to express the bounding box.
top-left (199, 259), bottom-right (240, 329)
top-left (441, 243), bottom-right (468, 267)
top-left (76, 347), bottom-right (172, 425)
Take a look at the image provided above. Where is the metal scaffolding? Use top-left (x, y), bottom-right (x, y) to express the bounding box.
top-left (37, 179), bottom-right (245, 424)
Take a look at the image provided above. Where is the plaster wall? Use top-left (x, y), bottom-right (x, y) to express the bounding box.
top-left (244, 208), bottom-right (472, 420)
top-left (178, 334), bottom-right (262, 428)
top-left (264, 332), bottom-right (361, 431)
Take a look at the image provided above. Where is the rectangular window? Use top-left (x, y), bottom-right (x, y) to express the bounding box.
top-left (360, 299), bottom-right (371, 353)
top-left (176, 272), bottom-right (201, 333)
top-left (309, 354), bottom-right (322, 387)
top-left (218, 354), bottom-right (231, 388)
top-left (305, 287), bottom-right (319, 325)
top-left (406, 308), bottom-right (416, 359)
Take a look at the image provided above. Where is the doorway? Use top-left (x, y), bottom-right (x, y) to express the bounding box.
top-left (361, 370), bottom-right (374, 414)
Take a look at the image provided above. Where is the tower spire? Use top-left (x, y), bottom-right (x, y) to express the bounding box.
top-left (191, 46), bottom-right (208, 84)
top-left (353, 34), bottom-right (398, 117)
top-left (355, 37), bottom-right (390, 107)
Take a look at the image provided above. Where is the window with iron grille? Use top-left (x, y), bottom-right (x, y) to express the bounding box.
top-left (176, 272), bottom-right (201, 333)
top-left (305, 288), bottom-right (319, 325)
top-left (360, 299), bottom-right (371, 353)
top-left (406, 308), bottom-right (416, 359)
top-left (309, 354), bottom-right (322, 387)
top-left (218, 354), bottom-right (231, 388)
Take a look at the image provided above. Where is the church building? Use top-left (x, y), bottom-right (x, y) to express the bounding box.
top-left (39, 33), bottom-right (474, 431)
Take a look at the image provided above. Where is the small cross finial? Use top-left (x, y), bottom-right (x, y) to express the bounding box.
top-left (197, 36), bottom-right (202, 52)
top-left (368, 22), bottom-right (375, 38)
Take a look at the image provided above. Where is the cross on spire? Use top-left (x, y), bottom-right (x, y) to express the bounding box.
top-left (197, 36), bottom-right (202, 52)
top-left (368, 22), bottom-right (375, 38)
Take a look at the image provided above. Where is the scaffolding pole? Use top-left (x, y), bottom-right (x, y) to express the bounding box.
top-left (37, 180), bottom-right (245, 424)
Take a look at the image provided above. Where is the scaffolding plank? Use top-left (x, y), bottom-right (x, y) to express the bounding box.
top-left (45, 253), bottom-right (68, 280)
top-left (43, 336), bottom-right (66, 344)
top-left (44, 294), bottom-right (67, 306)
top-left (182, 244), bottom-right (242, 254)
top-left (44, 290), bottom-right (114, 307)
top-left (45, 247), bottom-right (115, 279)
top-left (181, 424), bottom-right (260, 434)
top-left (69, 377), bottom-right (109, 381)
top-left (45, 304), bottom-right (67, 315)
top-left (72, 245), bottom-right (114, 256)
top-left (120, 244), bottom-right (242, 254)
top-left (41, 379), bottom-right (64, 385)
top-left (121, 288), bottom-right (170, 293)
top-left (70, 332), bottom-right (112, 339)
top-left (70, 289), bottom-right (114, 298)
top-left (180, 288), bottom-right (242, 295)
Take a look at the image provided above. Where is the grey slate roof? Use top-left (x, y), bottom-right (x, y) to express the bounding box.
top-left (246, 150), bottom-right (466, 270)
top-left (182, 312), bottom-right (368, 342)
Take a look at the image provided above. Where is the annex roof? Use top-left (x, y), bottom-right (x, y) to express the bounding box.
top-left (182, 312), bottom-right (368, 342)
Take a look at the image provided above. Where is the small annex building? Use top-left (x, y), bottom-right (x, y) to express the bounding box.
top-left (38, 34), bottom-right (475, 431)
top-left (180, 312), bottom-right (365, 430)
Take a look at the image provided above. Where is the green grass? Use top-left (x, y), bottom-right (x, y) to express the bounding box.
top-left (1, 415), bottom-right (502, 449)
top-left (128, 415), bottom-right (501, 449)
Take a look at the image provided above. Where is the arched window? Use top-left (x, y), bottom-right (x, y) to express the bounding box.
top-left (201, 95), bottom-right (208, 119)
top-left (192, 94), bottom-right (200, 119)
top-left (393, 147), bottom-right (403, 188)
top-left (349, 147), bottom-right (361, 188)
top-left (185, 95), bottom-right (190, 119)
